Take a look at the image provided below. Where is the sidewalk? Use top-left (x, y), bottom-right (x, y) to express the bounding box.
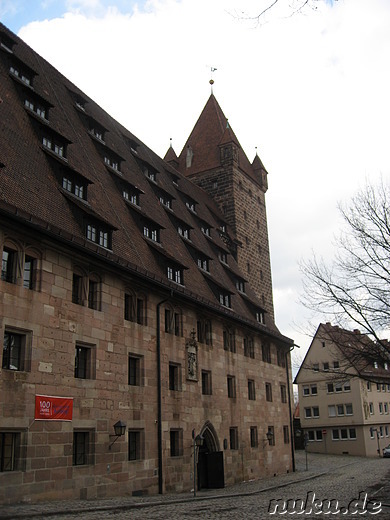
top-left (0, 451), bottom-right (370, 519)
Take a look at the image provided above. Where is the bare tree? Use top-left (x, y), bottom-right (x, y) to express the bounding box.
top-left (300, 180), bottom-right (390, 378)
top-left (236, 0), bottom-right (339, 25)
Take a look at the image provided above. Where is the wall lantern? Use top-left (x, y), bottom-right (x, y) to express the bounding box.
top-left (109, 420), bottom-right (126, 450)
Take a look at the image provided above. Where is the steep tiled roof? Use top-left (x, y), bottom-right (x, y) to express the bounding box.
top-left (0, 23), bottom-right (290, 341)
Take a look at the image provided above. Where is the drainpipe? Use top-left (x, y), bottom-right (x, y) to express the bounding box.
top-left (156, 293), bottom-right (171, 494)
top-left (286, 344), bottom-right (298, 472)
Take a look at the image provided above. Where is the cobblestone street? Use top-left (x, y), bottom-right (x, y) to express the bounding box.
top-left (1, 451), bottom-right (390, 519)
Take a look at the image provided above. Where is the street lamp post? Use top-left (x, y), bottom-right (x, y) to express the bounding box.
top-left (192, 429), bottom-right (204, 497)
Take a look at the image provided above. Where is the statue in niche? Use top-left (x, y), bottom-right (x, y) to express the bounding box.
top-left (186, 329), bottom-right (198, 381)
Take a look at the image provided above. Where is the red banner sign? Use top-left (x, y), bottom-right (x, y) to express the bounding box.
top-left (35, 395), bottom-right (73, 421)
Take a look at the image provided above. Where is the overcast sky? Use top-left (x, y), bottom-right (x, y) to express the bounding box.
top-left (2, 0), bottom-right (390, 372)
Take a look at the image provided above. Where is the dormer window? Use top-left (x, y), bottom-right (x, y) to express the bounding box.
top-left (219, 291), bottom-right (231, 308)
top-left (90, 126), bottom-right (105, 142)
top-left (256, 311), bottom-right (265, 324)
top-left (159, 195), bottom-right (172, 209)
top-left (24, 97), bottom-right (48, 120)
top-left (219, 251), bottom-right (228, 264)
top-left (1, 33), bottom-right (16, 53)
top-left (197, 256), bottom-right (209, 272)
top-left (236, 279), bottom-right (245, 293)
top-left (143, 165), bottom-right (157, 182)
top-left (86, 223), bottom-right (111, 249)
top-left (104, 155), bottom-right (120, 172)
top-left (10, 64), bottom-right (32, 86)
top-left (143, 222), bottom-right (160, 243)
top-left (178, 225), bottom-right (190, 240)
top-left (123, 189), bottom-right (139, 206)
top-left (62, 175), bottom-right (87, 200)
top-left (201, 225), bottom-right (211, 237)
top-left (43, 135), bottom-right (66, 159)
top-left (167, 266), bottom-right (183, 285)
top-left (186, 200), bottom-right (196, 213)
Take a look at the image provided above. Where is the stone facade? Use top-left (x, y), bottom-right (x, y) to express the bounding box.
top-left (0, 22), bottom-right (293, 505)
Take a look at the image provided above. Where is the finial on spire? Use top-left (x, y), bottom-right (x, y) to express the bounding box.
top-left (255, 146), bottom-right (258, 155)
top-left (170, 137), bottom-right (173, 148)
top-left (210, 67), bottom-right (217, 93)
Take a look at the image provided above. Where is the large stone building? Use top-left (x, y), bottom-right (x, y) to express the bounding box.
top-left (0, 22), bottom-right (294, 504)
top-left (295, 323), bottom-right (390, 457)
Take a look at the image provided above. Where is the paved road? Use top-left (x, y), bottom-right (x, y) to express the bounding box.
top-left (2, 451), bottom-right (390, 519)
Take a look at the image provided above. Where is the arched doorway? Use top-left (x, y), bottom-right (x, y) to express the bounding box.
top-left (197, 421), bottom-right (224, 490)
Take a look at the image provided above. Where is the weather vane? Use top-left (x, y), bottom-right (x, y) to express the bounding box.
top-left (209, 67), bottom-right (217, 93)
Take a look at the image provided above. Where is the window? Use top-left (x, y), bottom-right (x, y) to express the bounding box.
top-left (332, 428), bottom-right (356, 441)
top-left (201, 224), bottom-right (210, 236)
top-left (74, 343), bottom-right (94, 379)
top-left (374, 361), bottom-right (379, 369)
top-left (369, 402), bottom-right (374, 415)
top-left (283, 425), bottom-right (290, 444)
top-left (244, 337), bottom-right (254, 358)
top-left (323, 362), bottom-right (329, 371)
top-left (1, 246), bottom-right (17, 283)
top-left (227, 375), bottom-right (236, 398)
top-left (229, 427), bottom-right (238, 450)
top-left (256, 311), bottom-right (265, 324)
top-left (125, 293), bottom-right (145, 325)
top-left (305, 407), bottom-right (319, 418)
top-left (377, 383), bottom-right (381, 391)
top-left (185, 200), bottom-right (196, 213)
top-left (218, 251), bottom-right (228, 264)
top-left (165, 308), bottom-right (181, 336)
top-left (104, 155), bottom-right (120, 172)
top-left (167, 266), bottom-right (183, 285)
top-left (169, 363), bottom-right (181, 391)
top-left (62, 175), bottom-right (87, 200)
top-left (88, 275), bottom-right (100, 310)
top-left (315, 430), bottom-right (323, 441)
top-left (170, 429), bottom-right (182, 457)
top-left (310, 384), bottom-right (317, 395)
top-left (262, 343), bottom-right (271, 363)
top-left (86, 223), bottom-right (111, 249)
top-left (23, 255), bottom-right (37, 289)
top-left (328, 405), bottom-right (336, 417)
top-left (42, 136), bottom-right (66, 158)
top-left (143, 222), bottom-right (159, 242)
top-left (379, 402), bottom-right (384, 414)
top-left (337, 404), bottom-right (344, 416)
top-left (159, 195), bottom-right (172, 209)
top-left (178, 225), bottom-right (191, 240)
top-left (197, 319), bottom-right (212, 346)
top-left (201, 370), bottom-right (212, 395)
top-left (128, 430), bottom-right (143, 461)
top-left (265, 382), bottom-right (272, 402)
top-left (367, 381), bottom-right (371, 391)
top-left (9, 64), bottom-right (31, 85)
top-left (335, 383), bottom-right (343, 393)
top-left (72, 272), bottom-right (83, 305)
top-left (248, 379), bottom-right (256, 400)
top-left (223, 328), bottom-right (235, 352)
top-left (128, 355), bottom-right (142, 386)
top-left (332, 429), bottom-right (340, 440)
top-left (2, 330), bottom-right (31, 372)
top-left (24, 97), bottom-right (48, 120)
top-left (333, 361), bottom-right (340, 369)
top-left (349, 428), bottom-right (357, 439)
top-left (219, 291), bottom-right (231, 308)
top-left (345, 403), bottom-right (353, 415)
top-left (235, 279), bottom-right (245, 293)
top-left (250, 427), bottom-right (258, 448)
top-left (0, 432), bottom-right (21, 472)
top-left (385, 402), bottom-right (388, 414)
top-left (344, 381), bottom-right (351, 392)
top-left (312, 363), bottom-right (319, 372)
top-left (73, 431), bottom-right (93, 466)
top-left (277, 349), bottom-right (286, 368)
top-left (280, 384), bottom-right (287, 403)
top-left (197, 256), bottom-right (209, 272)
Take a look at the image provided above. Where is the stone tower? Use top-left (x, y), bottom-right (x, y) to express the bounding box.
top-left (165, 94), bottom-right (275, 323)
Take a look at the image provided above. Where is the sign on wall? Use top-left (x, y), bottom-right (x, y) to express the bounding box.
top-left (34, 395), bottom-right (73, 421)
